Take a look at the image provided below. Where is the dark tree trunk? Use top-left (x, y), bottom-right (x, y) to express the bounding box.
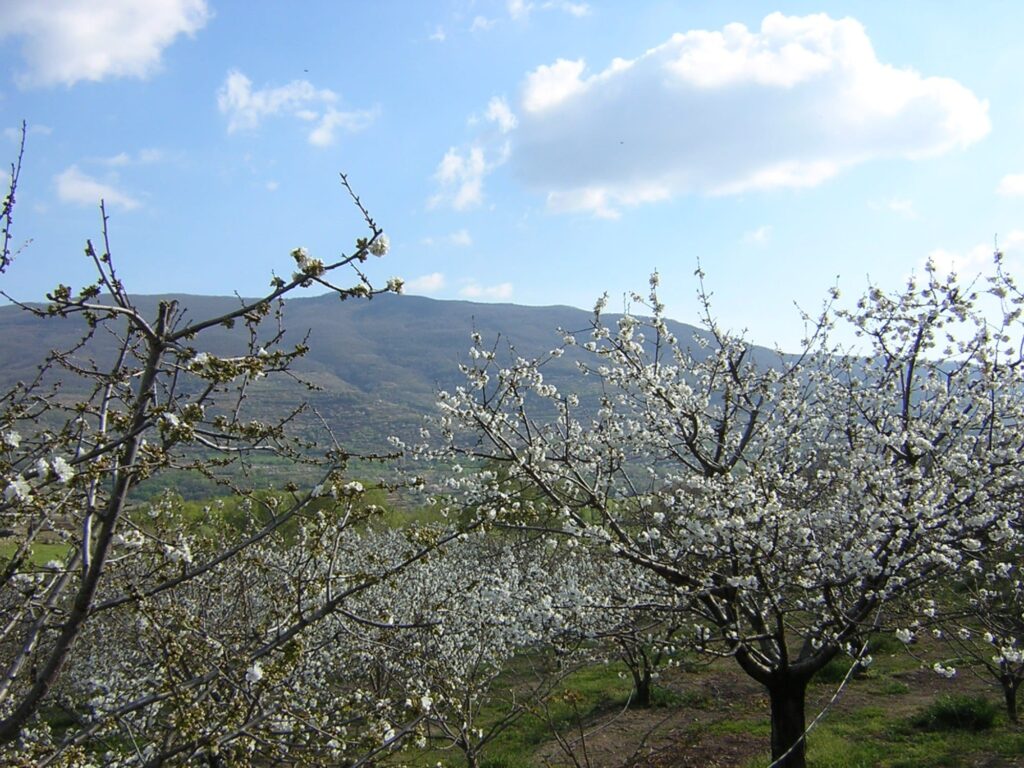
top-left (458, 734), bottom-right (480, 768)
top-left (1002, 675), bottom-right (1019, 723)
top-left (632, 667), bottom-right (653, 708)
top-left (768, 676), bottom-right (809, 768)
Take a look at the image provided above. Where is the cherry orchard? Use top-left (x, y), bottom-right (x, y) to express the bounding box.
top-left (54, 498), bottom-right (454, 767)
top-left (339, 531), bottom-right (625, 768)
top-left (892, 258), bottom-right (1024, 725)
top-left (422, 267), bottom-right (1024, 768)
top-left (0, 131), bottom-right (436, 765)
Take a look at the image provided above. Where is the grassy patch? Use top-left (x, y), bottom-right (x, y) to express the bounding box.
top-left (910, 694), bottom-right (998, 732)
top-left (0, 541), bottom-right (73, 567)
top-left (708, 717), bottom-right (771, 737)
top-left (665, 686), bottom-right (714, 710)
top-left (808, 727), bottom-right (1024, 767)
top-left (814, 656), bottom-right (867, 685)
top-left (876, 678), bottom-right (911, 696)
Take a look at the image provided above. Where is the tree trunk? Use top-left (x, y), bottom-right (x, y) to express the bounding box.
top-left (1002, 675), bottom-right (1019, 723)
top-left (458, 734), bottom-right (480, 768)
top-left (0, 305), bottom-right (171, 744)
top-left (767, 677), bottom-right (809, 768)
top-left (632, 667), bottom-right (653, 708)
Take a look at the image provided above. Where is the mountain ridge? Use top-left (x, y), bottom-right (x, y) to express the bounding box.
top-left (0, 292), bottom-right (771, 454)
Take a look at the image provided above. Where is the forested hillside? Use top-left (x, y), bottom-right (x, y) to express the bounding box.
top-left (0, 292), bottom-right (726, 453)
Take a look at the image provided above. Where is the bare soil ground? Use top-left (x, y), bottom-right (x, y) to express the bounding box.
top-left (535, 661), bottom-right (1024, 768)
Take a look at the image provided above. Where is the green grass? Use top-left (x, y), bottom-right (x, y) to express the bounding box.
top-left (0, 541), bottom-right (73, 567)
top-left (400, 643), bottom-right (1024, 768)
top-left (735, 710), bottom-right (1024, 768)
top-left (708, 717), bottom-right (771, 737)
top-left (876, 678), bottom-right (911, 696)
top-left (814, 655), bottom-right (867, 684)
top-left (398, 659), bottom-right (633, 767)
top-left (802, 726), bottom-right (1024, 768)
top-left (7, 484), bottom-right (1018, 768)
top-left (734, 693), bottom-right (1021, 768)
top-left (910, 694), bottom-right (999, 732)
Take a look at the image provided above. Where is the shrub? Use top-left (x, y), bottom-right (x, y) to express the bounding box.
top-left (814, 656), bottom-right (868, 684)
top-left (911, 695), bottom-right (998, 732)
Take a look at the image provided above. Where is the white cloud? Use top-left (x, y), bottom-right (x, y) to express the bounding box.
top-left (927, 245), bottom-right (990, 276)
top-left (870, 197), bottom-right (918, 219)
top-left (405, 272), bottom-right (446, 294)
top-left (449, 229), bottom-right (473, 247)
top-left (887, 199), bottom-right (917, 218)
top-left (926, 232), bottom-right (1024, 276)
top-left (998, 231), bottom-right (1024, 257)
top-left (421, 230), bottom-right (473, 247)
top-left (1, 0), bottom-right (209, 88)
top-left (508, 0), bottom-right (531, 20)
top-left (217, 70), bottom-right (335, 132)
top-left (426, 83), bottom-right (538, 211)
top-left (507, 1), bottom-right (589, 22)
top-left (997, 174), bottom-right (1024, 197)
top-left (546, 184), bottom-right (669, 219)
top-left (522, 58), bottom-right (587, 112)
top-left (512, 13), bottom-right (990, 217)
top-left (429, 25), bottom-right (446, 42)
top-left (138, 148), bottom-right (165, 164)
top-left (3, 124), bottom-right (51, 142)
top-left (103, 152), bottom-right (132, 167)
top-left (217, 70), bottom-right (376, 146)
top-left (308, 106), bottom-right (378, 147)
top-left (430, 145), bottom-right (493, 210)
top-left (98, 148), bottom-right (164, 166)
top-left (742, 225), bottom-right (773, 245)
top-left (485, 97), bottom-right (518, 134)
top-left (556, 2), bottom-right (590, 17)
top-left (460, 281), bottom-right (514, 300)
top-left (265, 180), bottom-right (279, 192)
top-left (471, 16), bottom-right (497, 32)
top-left (55, 165), bottom-right (140, 210)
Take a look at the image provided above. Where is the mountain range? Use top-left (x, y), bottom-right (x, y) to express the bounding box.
top-left (0, 292), bottom-right (750, 456)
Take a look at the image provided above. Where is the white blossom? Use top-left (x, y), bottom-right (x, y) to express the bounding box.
top-left (369, 234), bottom-right (390, 257)
top-left (51, 456), bottom-right (75, 484)
top-left (245, 662), bottom-right (263, 684)
top-left (4, 476), bottom-right (31, 502)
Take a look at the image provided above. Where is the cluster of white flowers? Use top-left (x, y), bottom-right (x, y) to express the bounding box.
top-left (369, 234), bottom-right (390, 257)
top-left (0, 195), bottom-right (407, 765)
top-left (419, 266), bottom-right (1024, 761)
top-left (51, 455), bottom-right (75, 483)
top-left (163, 542), bottom-right (192, 565)
top-left (4, 476), bottom-right (31, 502)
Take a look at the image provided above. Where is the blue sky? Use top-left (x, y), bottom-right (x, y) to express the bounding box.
top-left (2, 0), bottom-right (1023, 349)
